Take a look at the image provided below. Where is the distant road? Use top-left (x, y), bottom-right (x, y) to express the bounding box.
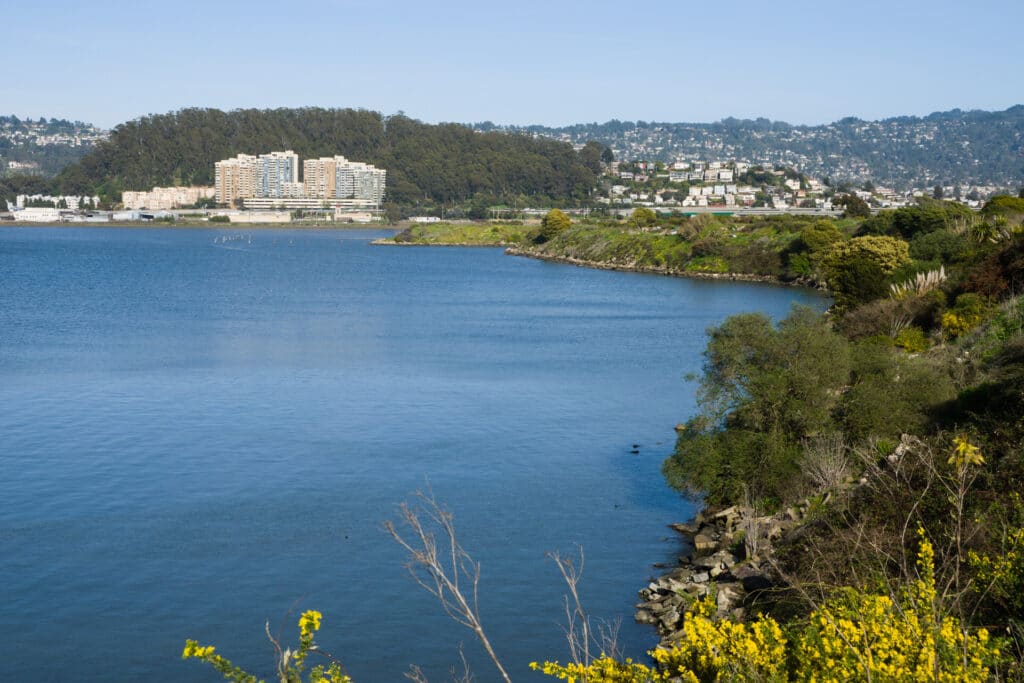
top-left (610, 206), bottom-right (844, 218)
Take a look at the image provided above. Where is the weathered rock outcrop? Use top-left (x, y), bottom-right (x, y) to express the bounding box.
top-left (639, 434), bottom-right (925, 643)
top-left (636, 502), bottom-right (811, 644)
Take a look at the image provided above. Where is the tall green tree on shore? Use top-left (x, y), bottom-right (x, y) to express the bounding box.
top-left (666, 307), bottom-right (851, 505)
top-left (628, 207), bottom-right (658, 228)
top-left (536, 208), bottom-right (572, 243)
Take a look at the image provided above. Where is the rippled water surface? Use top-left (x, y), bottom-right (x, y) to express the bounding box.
top-left (0, 227), bottom-right (826, 681)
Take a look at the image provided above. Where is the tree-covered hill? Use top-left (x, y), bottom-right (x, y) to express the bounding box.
top-left (52, 108), bottom-right (598, 207)
top-left (498, 105), bottom-right (1024, 189)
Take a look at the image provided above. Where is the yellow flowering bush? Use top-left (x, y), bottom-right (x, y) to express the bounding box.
top-left (534, 532), bottom-right (1002, 683)
top-left (941, 311), bottom-right (982, 338)
top-left (530, 656), bottom-right (665, 682)
top-left (183, 610), bottom-right (351, 683)
top-left (941, 293), bottom-right (988, 338)
top-left (971, 526), bottom-right (1024, 616)
top-left (795, 530), bottom-right (996, 682)
top-left (970, 494), bottom-right (1024, 617)
top-left (651, 593), bottom-right (787, 682)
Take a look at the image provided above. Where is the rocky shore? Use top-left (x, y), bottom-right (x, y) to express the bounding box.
top-left (636, 499), bottom-right (822, 645)
top-left (369, 238), bottom-right (512, 247)
top-left (504, 246), bottom-right (815, 287)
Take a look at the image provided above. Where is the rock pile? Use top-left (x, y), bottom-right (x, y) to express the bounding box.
top-left (635, 502), bottom-right (812, 643)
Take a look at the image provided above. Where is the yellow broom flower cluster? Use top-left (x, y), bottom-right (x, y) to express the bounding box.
top-left (533, 531), bottom-right (1001, 683)
top-left (183, 610), bottom-right (351, 683)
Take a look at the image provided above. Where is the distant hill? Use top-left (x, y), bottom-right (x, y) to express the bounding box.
top-left (52, 108), bottom-right (598, 207)
top-left (11, 106), bottom-right (1023, 202)
top-left (482, 106), bottom-right (1024, 189)
top-left (0, 116), bottom-right (107, 177)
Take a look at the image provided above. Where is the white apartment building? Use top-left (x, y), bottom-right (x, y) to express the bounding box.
top-left (257, 151), bottom-right (300, 198)
top-left (123, 186), bottom-right (214, 210)
top-left (336, 161), bottom-right (386, 206)
top-left (13, 207), bottom-right (62, 221)
top-left (302, 156), bottom-right (386, 208)
top-left (217, 152), bottom-right (386, 210)
top-left (15, 193), bottom-right (99, 210)
top-left (215, 154), bottom-right (258, 207)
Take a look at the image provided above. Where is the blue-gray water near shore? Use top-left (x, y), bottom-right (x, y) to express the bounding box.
top-left (0, 227), bottom-right (827, 681)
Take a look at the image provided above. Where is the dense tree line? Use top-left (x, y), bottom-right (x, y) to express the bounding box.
top-left (46, 108), bottom-right (599, 207)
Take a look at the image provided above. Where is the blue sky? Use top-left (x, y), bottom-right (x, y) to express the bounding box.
top-left (3, 0), bottom-right (1021, 129)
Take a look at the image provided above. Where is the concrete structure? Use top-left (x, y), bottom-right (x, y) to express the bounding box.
top-left (257, 151), bottom-right (299, 198)
top-left (13, 207), bottom-right (62, 221)
top-left (215, 154), bottom-right (258, 207)
top-left (333, 209), bottom-right (374, 223)
top-left (226, 211), bottom-right (291, 223)
top-left (66, 214), bottom-right (110, 223)
top-left (7, 160), bottom-right (40, 174)
top-left (336, 160), bottom-right (386, 207)
top-left (15, 194), bottom-right (98, 210)
top-left (123, 186), bottom-right (214, 210)
top-left (303, 157), bottom-right (339, 199)
top-left (217, 151), bottom-right (386, 210)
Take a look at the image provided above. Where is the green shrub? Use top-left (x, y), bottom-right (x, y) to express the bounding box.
top-left (796, 219), bottom-right (843, 254)
top-left (840, 341), bottom-right (955, 440)
top-left (894, 326), bottom-right (930, 352)
top-left (665, 307), bottom-right (851, 507)
top-left (627, 207), bottom-right (657, 229)
top-left (823, 236), bottom-right (911, 309)
top-left (909, 228), bottom-right (971, 263)
top-left (535, 209), bottom-right (571, 243)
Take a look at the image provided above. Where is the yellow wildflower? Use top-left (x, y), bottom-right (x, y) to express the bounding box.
top-left (949, 434), bottom-right (983, 470)
top-left (299, 609), bottom-right (323, 636)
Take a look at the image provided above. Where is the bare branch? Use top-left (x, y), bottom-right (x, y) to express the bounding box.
top-left (548, 548), bottom-right (591, 667)
top-left (404, 664), bottom-right (429, 683)
top-left (547, 546), bottom-right (623, 667)
top-left (386, 491), bottom-right (511, 683)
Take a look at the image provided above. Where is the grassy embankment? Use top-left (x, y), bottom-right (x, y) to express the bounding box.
top-left (384, 221), bottom-right (531, 245)
top-left (385, 214), bottom-right (861, 283)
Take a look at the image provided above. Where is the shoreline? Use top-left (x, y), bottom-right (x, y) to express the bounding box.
top-left (638, 499), bottom-right (811, 647)
top-left (370, 237), bottom-right (823, 290)
top-left (1, 221), bottom-right (400, 231)
top-left (504, 246), bottom-right (821, 289)
top-left (370, 238), bottom-right (512, 247)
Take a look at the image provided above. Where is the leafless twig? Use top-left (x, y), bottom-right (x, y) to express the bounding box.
top-left (548, 548), bottom-right (591, 667)
top-left (386, 490), bottom-right (511, 683)
top-left (548, 546), bottom-right (623, 665)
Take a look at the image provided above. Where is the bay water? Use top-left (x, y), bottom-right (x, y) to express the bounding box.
top-left (0, 227), bottom-right (826, 681)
